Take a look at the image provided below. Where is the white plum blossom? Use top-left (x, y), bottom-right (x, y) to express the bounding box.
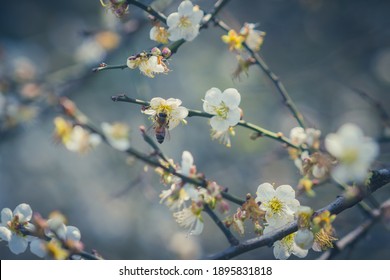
top-left (0, 204), bottom-right (35, 255)
top-left (255, 183), bottom-right (300, 227)
top-left (203, 87), bottom-right (241, 132)
top-left (65, 125), bottom-right (101, 153)
top-left (101, 122), bottom-right (130, 151)
top-left (325, 123), bottom-right (379, 183)
top-left (167, 0), bottom-right (204, 42)
top-left (173, 204), bottom-right (204, 235)
top-left (127, 54), bottom-right (168, 78)
top-left (143, 97), bottom-right (189, 130)
top-left (139, 56), bottom-right (167, 78)
top-left (264, 226), bottom-right (308, 260)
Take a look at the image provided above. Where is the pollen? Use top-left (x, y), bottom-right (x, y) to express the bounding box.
top-left (314, 229), bottom-right (337, 250)
top-left (215, 103), bottom-right (229, 119)
top-left (179, 16), bottom-right (192, 28)
top-left (267, 197), bottom-right (283, 214)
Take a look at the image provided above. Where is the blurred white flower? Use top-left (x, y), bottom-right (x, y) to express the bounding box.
top-left (264, 226), bottom-right (308, 260)
top-left (203, 87), bottom-right (241, 132)
top-left (30, 220), bottom-right (81, 259)
top-left (101, 122), bottom-right (130, 151)
top-left (167, 0), bottom-right (204, 41)
top-left (143, 97), bottom-right (189, 130)
top-left (240, 23), bottom-right (266, 52)
top-left (325, 123), bottom-right (379, 183)
top-left (65, 126), bottom-right (101, 153)
top-left (0, 204), bottom-right (35, 255)
top-left (290, 126), bottom-right (321, 148)
top-left (255, 183), bottom-right (300, 227)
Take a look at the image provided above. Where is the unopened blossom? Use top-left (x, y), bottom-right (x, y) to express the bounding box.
top-left (64, 125), bottom-right (101, 153)
top-left (255, 183), bottom-right (300, 227)
top-left (221, 30), bottom-right (245, 51)
top-left (325, 123), bottom-right (379, 183)
top-left (240, 23), bottom-right (266, 52)
top-left (264, 226), bottom-right (308, 260)
top-left (167, 0), bottom-right (204, 42)
top-left (173, 202), bottom-right (204, 235)
top-left (143, 97), bottom-right (189, 130)
top-left (0, 204), bottom-right (35, 255)
top-left (203, 87), bottom-right (241, 132)
top-left (150, 26), bottom-right (170, 44)
top-left (101, 122), bottom-right (130, 151)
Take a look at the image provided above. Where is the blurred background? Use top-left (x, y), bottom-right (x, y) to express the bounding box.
top-left (1, 0), bottom-right (390, 259)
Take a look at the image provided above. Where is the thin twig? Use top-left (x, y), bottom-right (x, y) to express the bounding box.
top-left (92, 64), bottom-right (128, 73)
top-left (79, 115), bottom-right (245, 206)
top-left (204, 204), bottom-right (239, 246)
top-left (206, 169), bottom-right (390, 259)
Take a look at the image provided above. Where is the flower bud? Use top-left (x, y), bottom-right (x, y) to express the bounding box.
top-left (162, 47), bottom-right (172, 58)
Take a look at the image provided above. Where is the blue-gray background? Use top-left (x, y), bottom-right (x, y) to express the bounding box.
top-left (1, 0), bottom-right (390, 259)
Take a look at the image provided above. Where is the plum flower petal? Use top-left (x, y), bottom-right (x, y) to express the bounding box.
top-left (167, 0), bottom-right (204, 42)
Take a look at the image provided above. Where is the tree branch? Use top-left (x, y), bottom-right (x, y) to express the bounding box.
top-left (204, 204), bottom-right (239, 246)
top-left (126, 0), bottom-right (167, 24)
top-left (111, 94), bottom-right (300, 149)
top-left (206, 169), bottom-right (390, 259)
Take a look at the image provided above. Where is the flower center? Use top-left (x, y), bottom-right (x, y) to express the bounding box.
top-left (341, 148), bottom-right (358, 164)
top-left (215, 103), bottom-right (229, 119)
top-left (7, 216), bottom-right (25, 236)
top-left (179, 16), bottom-right (192, 28)
top-left (157, 104), bottom-right (172, 116)
top-left (268, 197), bottom-right (283, 214)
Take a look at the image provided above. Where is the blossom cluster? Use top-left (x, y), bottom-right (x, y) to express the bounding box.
top-left (157, 151), bottom-right (228, 235)
top-left (127, 47), bottom-right (171, 78)
top-left (0, 204), bottom-right (84, 259)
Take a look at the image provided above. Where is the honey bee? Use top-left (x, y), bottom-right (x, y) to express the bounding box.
top-left (153, 111), bottom-right (169, 144)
